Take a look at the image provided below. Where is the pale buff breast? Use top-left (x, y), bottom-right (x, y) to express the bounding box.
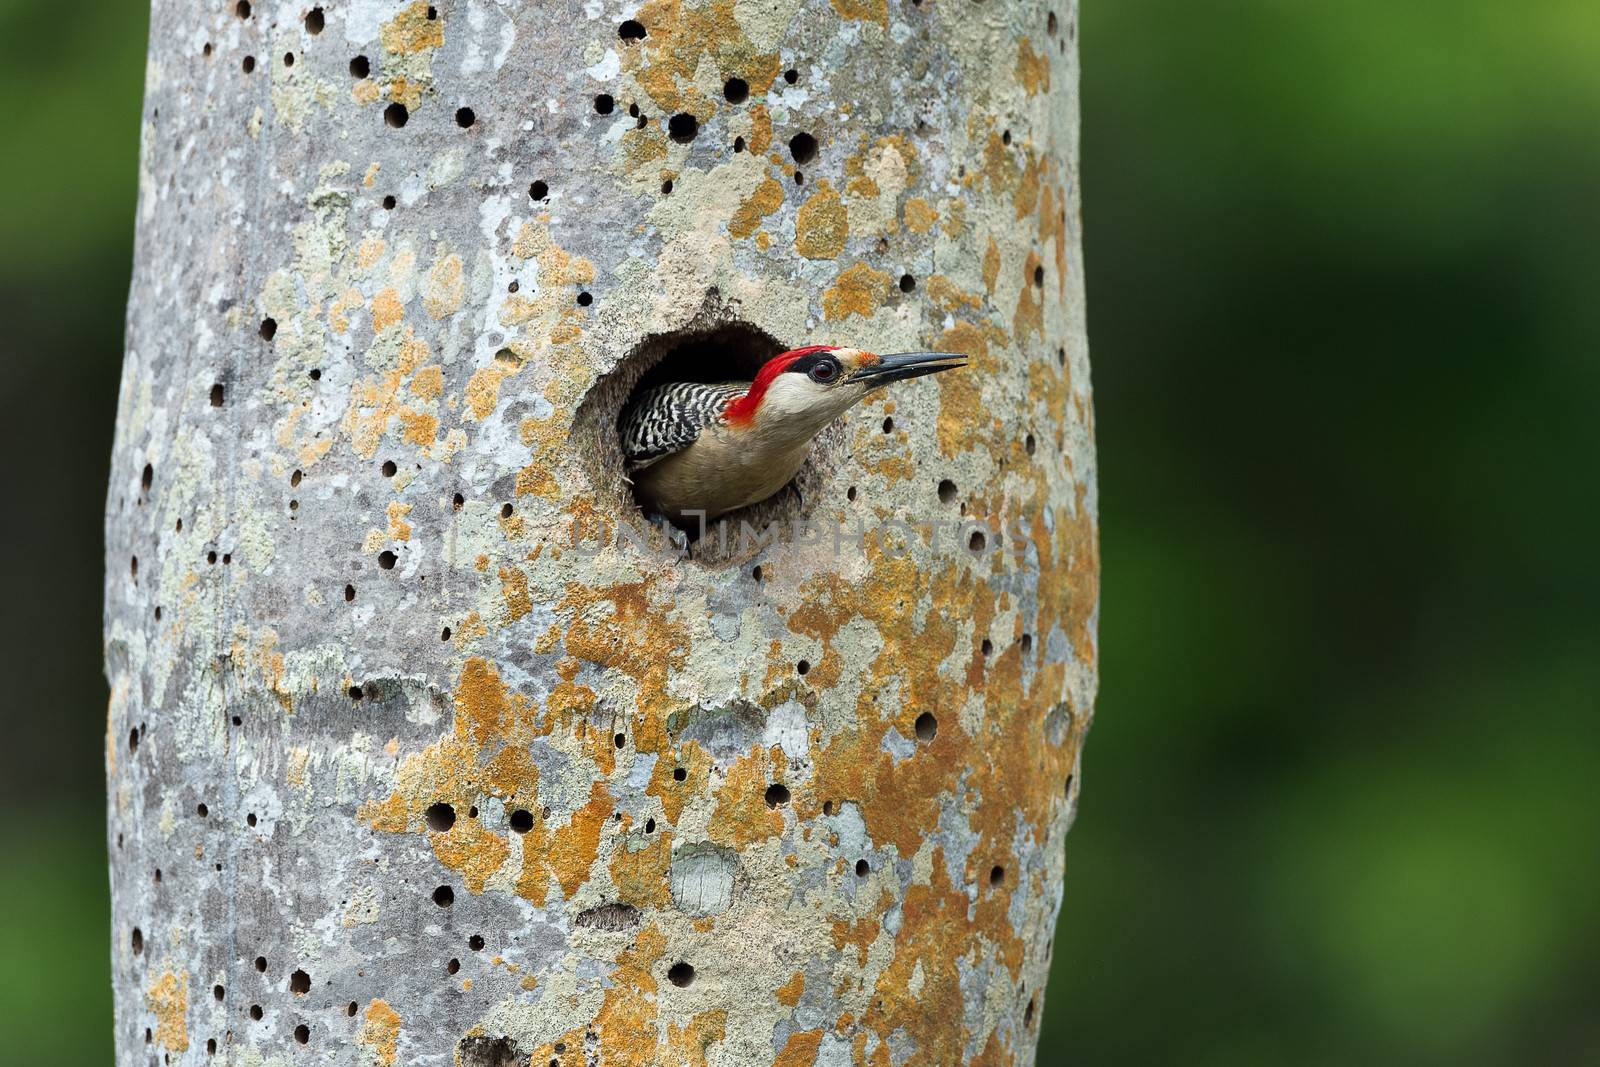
top-left (632, 422), bottom-right (814, 522)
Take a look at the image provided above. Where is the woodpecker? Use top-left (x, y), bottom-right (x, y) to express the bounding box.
top-left (619, 346), bottom-right (966, 522)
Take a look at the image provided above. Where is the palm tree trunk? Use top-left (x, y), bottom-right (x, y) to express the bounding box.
top-left (105, 0), bottom-right (1095, 1062)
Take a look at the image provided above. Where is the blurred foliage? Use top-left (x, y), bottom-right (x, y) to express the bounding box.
top-left (1, 0), bottom-right (1596, 1063)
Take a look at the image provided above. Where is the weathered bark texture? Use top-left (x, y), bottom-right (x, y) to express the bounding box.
top-left (105, 0), bottom-right (1094, 1063)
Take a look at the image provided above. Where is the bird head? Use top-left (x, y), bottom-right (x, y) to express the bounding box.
top-left (724, 345), bottom-right (967, 435)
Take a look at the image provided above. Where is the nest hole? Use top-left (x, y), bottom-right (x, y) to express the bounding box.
top-left (573, 311), bottom-right (841, 562)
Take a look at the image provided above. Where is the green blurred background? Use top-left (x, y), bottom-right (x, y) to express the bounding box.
top-left (3, 0), bottom-right (1597, 1062)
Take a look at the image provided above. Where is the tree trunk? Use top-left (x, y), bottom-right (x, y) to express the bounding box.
top-left (105, 0), bottom-right (1094, 1063)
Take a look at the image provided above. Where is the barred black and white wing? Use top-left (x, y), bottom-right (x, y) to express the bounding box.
top-left (619, 381), bottom-right (745, 471)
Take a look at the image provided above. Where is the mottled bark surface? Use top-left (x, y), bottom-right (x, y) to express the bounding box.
top-left (105, 0), bottom-right (1094, 1063)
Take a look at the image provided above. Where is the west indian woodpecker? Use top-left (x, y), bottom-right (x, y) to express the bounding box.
top-left (619, 345), bottom-right (967, 523)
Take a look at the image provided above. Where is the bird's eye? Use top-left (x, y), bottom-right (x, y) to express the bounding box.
top-left (809, 359), bottom-right (839, 384)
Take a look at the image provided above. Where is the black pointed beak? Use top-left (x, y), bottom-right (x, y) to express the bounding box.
top-left (850, 351), bottom-right (968, 388)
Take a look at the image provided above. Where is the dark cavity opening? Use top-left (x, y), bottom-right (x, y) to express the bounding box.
top-left (594, 93), bottom-right (614, 115)
top-left (350, 55), bottom-right (370, 78)
top-left (210, 383), bottom-right (225, 406)
top-left (305, 7), bottom-right (324, 34)
top-left (788, 131), bottom-right (817, 163)
top-left (900, 273), bottom-right (916, 293)
top-left (914, 711), bottom-right (937, 740)
top-left (667, 112), bottom-right (698, 143)
top-left (618, 19), bottom-right (646, 40)
top-left (289, 969), bottom-right (310, 994)
top-left (432, 884), bottom-right (455, 907)
top-left (425, 802), bottom-right (456, 832)
top-left (455, 107), bottom-right (476, 128)
top-left (378, 550), bottom-right (397, 569)
top-left (459, 1036), bottom-right (524, 1067)
top-left (666, 961), bottom-right (695, 987)
top-left (938, 478), bottom-right (957, 503)
top-left (723, 77), bottom-right (748, 103)
top-left (855, 859), bottom-right (869, 876)
top-left (469, 934), bottom-right (485, 951)
top-left (529, 180), bottom-right (548, 200)
top-left (384, 103), bottom-right (409, 128)
top-left (259, 317), bottom-right (277, 340)
top-left (784, 68), bottom-right (798, 84)
top-left (509, 809), bottom-right (534, 833)
top-left (764, 783), bottom-right (791, 808)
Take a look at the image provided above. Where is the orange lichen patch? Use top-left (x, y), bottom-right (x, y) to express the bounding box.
top-left (146, 969), bottom-right (189, 1053)
top-left (830, 913), bottom-right (881, 969)
top-left (1013, 253), bottom-right (1046, 343)
top-left (663, 1008), bottom-right (728, 1067)
top-left (622, 124), bottom-right (670, 172)
top-left (409, 364), bottom-right (443, 400)
top-left (432, 811), bottom-right (511, 893)
top-left (512, 220), bottom-right (597, 289)
top-left (903, 196), bottom-right (938, 234)
top-left (729, 177), bottom-right (785, 240)
top-left (386, 502), bottom-right (413, 541)
top-left (1015, 151), bottom-right (1043, 221)
top-left (856, 859), bottom-right (973, 1062)
top-left (925, 274), bottom-right (984, 314)
top-left (612, 830), bottom-right (673, 908)
top-left (982, 236), bottom-right (1002, 296)
top-left (358, 235), bottom-right (387, 270)
top-left (707, 745), bottom-right (787, 848)
top-left (830, 0), bottom-right (887, 26)
top-left (342, 332), bottom-right (431, 458)
top-left (380, 1), bottom-right (444, 54)
top-left (624, 0), bottom-right (780, 120)
top-left (352, 78), bottom-right (382, 106)
top-left (464, 347), bottom-right (526, 421)
top-left (775, 971), bottom-right (805, 1007)
top-left (499, 565), bottom-right (531, 623)
top-left (774, 1029), bottom-right (825, 1067)
top-left (747, 104), bottom-right (773, 156)
top-left (398, 406), bottom-right (439, 448)
top-left (384, 76), bottom-right (425, 110)
top-left (557, 580), bottom-right (690, 747)
top-left (979, 129), bottom-right (1022, 198)
top-left (587, 925), bottom-right (670, 1061)
top-left (516, 781), bottom-right (615, 903)
top-left (360, 999), bottom-right (403, 1066)
top-left (370, 287), bottom-right (406, 333)
top-left (422, 253), bottom-right (464, 319)
top-left (822, 262), bottom-right (891, 321)
top-left (1017, 38), bottom-right (1052, 96)
top-left (934, 321), bottom-right (1006, 458)
top-left (789, 550), bottom-right (1041, 862)
top-left (795, 180), bottom-right (849, 259)
top-left (845, 174), bottom-right (880, 201)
